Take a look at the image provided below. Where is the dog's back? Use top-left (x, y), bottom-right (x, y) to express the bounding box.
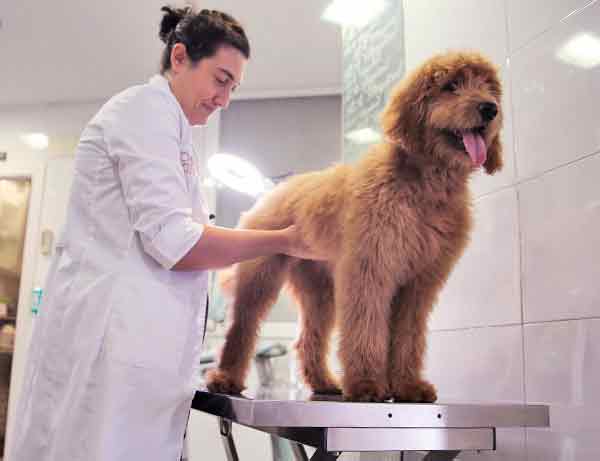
top-left (235, 162), bottom-right (353, 252)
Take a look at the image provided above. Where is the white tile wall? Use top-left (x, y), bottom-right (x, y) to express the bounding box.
top-left (425, 326), bottom-right (524, 403)
top-left (424, 326), bottom-right (525, 461)
top-left (524, 319), bottom-right (600, 461)
top-left (431, 188), bottom-right (521, 330)
top-left (519, 152), bottom-right (600, 323)
top-left (403, 0), bottom-right (509, 71)
top-left (403, 0), bottom-right (600, 460)
top-left (511, 0), bottom-right (600, 180)
top-left (506, 0), bottom-right (594, 52)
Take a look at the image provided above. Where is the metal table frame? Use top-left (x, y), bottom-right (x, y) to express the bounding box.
top-left (191, 390), bottom-right (549, 461)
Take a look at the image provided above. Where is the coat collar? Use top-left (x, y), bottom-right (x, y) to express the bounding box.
top-left (148, 74), bottom-right (192, 136)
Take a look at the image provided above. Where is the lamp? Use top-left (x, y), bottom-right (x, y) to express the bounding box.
top-left (207, 153), bottom-right (273, 197)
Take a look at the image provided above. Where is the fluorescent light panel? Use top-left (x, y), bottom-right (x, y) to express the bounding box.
top-left (556, 32), bottom-right (600, 69)
top-left (20, 133), bottom-right (49, 150)
top-left (322, 0), bottom-right (387, 27)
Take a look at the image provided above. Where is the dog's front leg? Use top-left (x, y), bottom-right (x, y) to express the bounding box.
top-left (335, 254), bottom-right (397, 402)
top-left (387, 276), bottom-right (438, 403)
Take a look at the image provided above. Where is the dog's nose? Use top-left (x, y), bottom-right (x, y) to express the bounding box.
top-left (479, 102), bottom-right (498, 122)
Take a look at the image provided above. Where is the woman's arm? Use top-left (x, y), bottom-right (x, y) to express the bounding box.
top-left (172, 224), bottom-right (321, 271)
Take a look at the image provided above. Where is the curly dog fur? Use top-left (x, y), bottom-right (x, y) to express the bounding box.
top-left (206, 51), bottom-right (504, 402)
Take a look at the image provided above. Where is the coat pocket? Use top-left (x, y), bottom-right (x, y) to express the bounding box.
top-left (105, 276), bottom-right (190, 375)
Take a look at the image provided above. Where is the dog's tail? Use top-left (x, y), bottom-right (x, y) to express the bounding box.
top-left (217, 265), bottom-right (238, 298)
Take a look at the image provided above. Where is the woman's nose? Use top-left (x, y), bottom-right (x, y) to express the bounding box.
top-left (214, 89), bottom-right (231, 109)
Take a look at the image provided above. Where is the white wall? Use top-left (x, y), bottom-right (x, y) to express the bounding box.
top-left (0, 101), bottom-right (101, 159)
top-left (402, 0), bottom-right (600, 460)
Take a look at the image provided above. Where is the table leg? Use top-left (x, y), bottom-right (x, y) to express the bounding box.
top-left (309, 448), bottom-right (341, 461)
top-left (219, 417), bottom-right (240, 461)
top-left (291, 442), bottom-right (310, 461)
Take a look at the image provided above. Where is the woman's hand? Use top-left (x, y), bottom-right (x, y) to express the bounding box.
top-left (280, 225), bottom-right (329, 261)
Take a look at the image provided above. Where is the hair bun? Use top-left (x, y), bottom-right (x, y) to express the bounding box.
top-left (159, 6), bottom-right (191, 44)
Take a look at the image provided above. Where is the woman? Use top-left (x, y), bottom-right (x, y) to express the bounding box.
top-left (8, 6), bottom-right (319, 461)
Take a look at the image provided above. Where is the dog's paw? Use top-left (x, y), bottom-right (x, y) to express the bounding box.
top-left (390, 380), bottom-right (437, 403)
top-left (343, 379), bottom-right (388, 402)
top-left (305, 374), bottom-right (342, 395)
top-left (311, 382), bottom-right (343, 396)
top-left (205, 369), bottom-right (245, 395)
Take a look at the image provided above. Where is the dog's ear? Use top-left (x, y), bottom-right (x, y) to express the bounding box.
top-left (483, 134), bottom-right (503, 175)
top-left (381, 69), bottom-right (431, 150)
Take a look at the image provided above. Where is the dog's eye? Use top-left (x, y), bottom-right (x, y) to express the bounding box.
top-left (442, 81), bottom-right (459, 92)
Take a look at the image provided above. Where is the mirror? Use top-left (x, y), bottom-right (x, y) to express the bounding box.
top-left (0, 177), bottom-right (31, 453)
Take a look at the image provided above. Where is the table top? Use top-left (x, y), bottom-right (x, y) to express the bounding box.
top-left (192, 387), bottom-right (550, 429)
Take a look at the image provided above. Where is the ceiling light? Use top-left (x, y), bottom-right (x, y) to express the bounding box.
top-left (207, 153), bottom-right (266, 197)
top-left (20, 133), bottom-right (49, 150)
top-left (556, 32), bottom-right (600, 69)
top-left (322, 0), bottom-right (387, 27)
top-left (345, 128), bottom-right (382, 144)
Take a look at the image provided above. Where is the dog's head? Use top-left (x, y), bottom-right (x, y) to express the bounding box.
top-left (381, 51), bottom-right (503, 175)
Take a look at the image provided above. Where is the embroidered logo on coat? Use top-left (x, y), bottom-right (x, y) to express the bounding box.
top-left (180, 151), bottom-right (197, 177)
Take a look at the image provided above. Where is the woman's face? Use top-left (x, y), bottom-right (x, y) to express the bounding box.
top-left (168, 44), bottom-right (247, 126)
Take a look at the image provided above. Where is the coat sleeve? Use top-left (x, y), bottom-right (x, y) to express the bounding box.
top-left (105, 90), bottom-right (204, 269)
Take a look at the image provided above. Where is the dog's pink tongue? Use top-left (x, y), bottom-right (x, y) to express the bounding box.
top-left (462, 131), bottom-right (487, 167)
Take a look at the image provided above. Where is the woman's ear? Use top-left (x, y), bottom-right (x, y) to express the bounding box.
top-left (170, 43), bottom-right (189, 73)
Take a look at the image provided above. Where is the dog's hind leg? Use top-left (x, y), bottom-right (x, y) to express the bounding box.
top-left (206, 255), bottom-right (290, 394)
top-left (287, 261), bottom-right (341, 395)
top-left (387, 277), bottom-right (438, 403)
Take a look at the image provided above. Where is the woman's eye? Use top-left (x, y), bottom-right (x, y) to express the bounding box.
top-left (442, 81), bottom-right (459, 92)
top-left (216, 78), bottom-right (227, 85)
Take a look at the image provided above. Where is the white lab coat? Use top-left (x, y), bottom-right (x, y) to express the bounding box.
top-left (8, 75), bottom-right (209, 461)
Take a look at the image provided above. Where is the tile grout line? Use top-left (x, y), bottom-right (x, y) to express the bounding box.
top-left (474, 149), bottom-right (600, 203)
top-left (428, 315), bottom-right (600, 334)
top-left (504, 0), bottom-right (532, 452)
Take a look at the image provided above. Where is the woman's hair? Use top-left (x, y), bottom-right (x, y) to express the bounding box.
top-left (159, 6), bottom-right (250, 73)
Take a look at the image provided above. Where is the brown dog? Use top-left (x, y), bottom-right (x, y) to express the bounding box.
top-left (206, 51), bottom-right (503, 402)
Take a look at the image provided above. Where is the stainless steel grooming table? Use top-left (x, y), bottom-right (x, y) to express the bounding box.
top-left (191, 388), bottom-right (550, 461)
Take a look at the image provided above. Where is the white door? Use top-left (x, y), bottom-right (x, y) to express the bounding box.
top-left (33, 156), bottom-right (75, 287)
